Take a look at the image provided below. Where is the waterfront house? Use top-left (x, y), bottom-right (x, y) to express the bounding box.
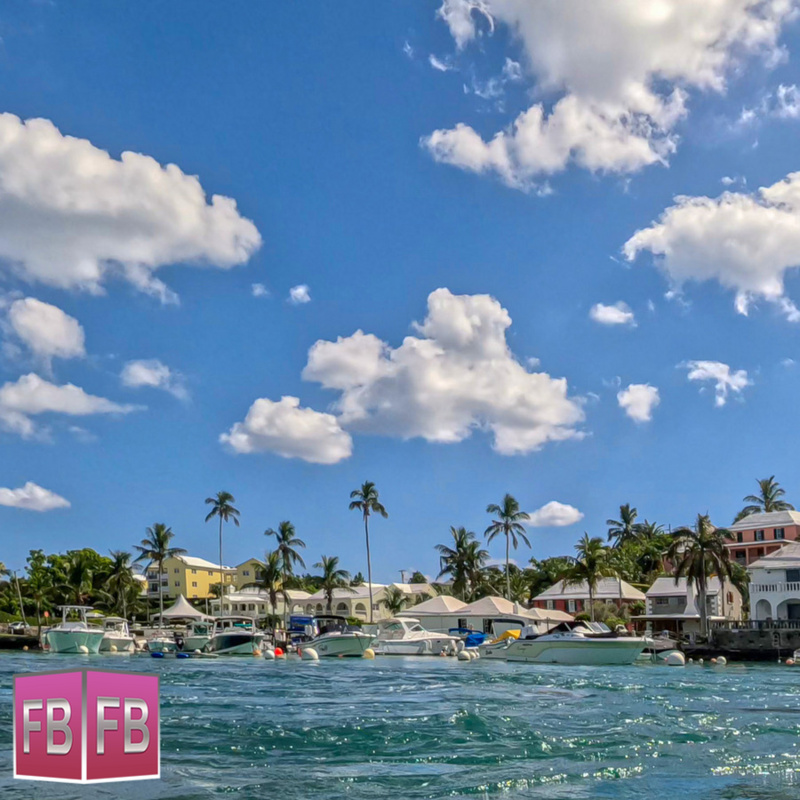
top-left (634, 576), bottom-right (742, 635)
top-left (303, 582), bottom-right (435, 620)
top-left (727, 511), bottom-right (800, 566)
top-left (396, 594), bottom-right (468, 632)
top-left (531, 578), bottom-right (645, 615)
top-left (211, 586), bottom-right (311, 618)
top-left (748, 542), bottom-right (800, 621)
top-left (146, 555), bottom-right (236, 601)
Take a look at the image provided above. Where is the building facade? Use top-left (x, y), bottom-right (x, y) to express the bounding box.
top-left (145, 555), bottom-right (236, 601)
top-left (727, 511), bottom-right (800, 566)
top-left (748, 542), bottom-right (800, 621)
top-left (531, 578), bottom-right (646, 615)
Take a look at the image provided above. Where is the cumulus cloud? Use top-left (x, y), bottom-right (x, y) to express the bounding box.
top-left (6, 297), bottom-right (85, 362)
top-left (0, 373), bottom-right (139, 438)
top-left (589, 301), bottom-right (636, 326)
top-left (527, 500), bottom-right (584, 528)
top-left (302, 288), bottom-right (584, 454)
top-left (617, 383), bottom-right (660, 422)
top-left (624, 172), bottom-right (800, 319)
top-left (288, 284), bottom-right (311, 305)
top-left (424, 0), bottom-right (792, 189)
top-left (0, 113), bottom-right (261, 303)
top-left (120, 359), bottom-right (187, 400)
top-left (0, 481), bottom-right (70, 511)
top-left (220, 396), bottom-right (353, 464)
top-left (682, 360), bottom-right (751, 406)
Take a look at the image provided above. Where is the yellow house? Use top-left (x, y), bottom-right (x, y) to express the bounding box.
top-left (234, 558), bottom-right (264, 589)
top-left (145, 555), bottom-right (236, 601)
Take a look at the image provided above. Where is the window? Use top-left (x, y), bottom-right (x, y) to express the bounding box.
top-left (174, 581), bottom-right (180, 587)
top-left (149, 583), bottom-right (158, 593)
top-left (775, 528), bottom-right (786, 540)
top-left (727, 592), bottom-right (734, 603)
top-left (787, 569), bottom-right (800, 583)
top-left (567, 599), bottom-right (577, 613)
top-left (192, 581), bottom-right (197, 588)
top-left (483, 619), bottom-right (494, 633)
top-left (736, 532), bottom-right (743, 543)
top-left (191, 569), bottom-right (197, 574)
top-left (208, 571), bottom-right (214, 576)
top-left (755, 530), bottom-right (765, 541)
top-left (174, 567), bottom-right (180, 573)
top-left (457, 618), bottom-right (467, 630)
top-left (655, 597), bottom-right (669, 606)
top-left (546, 600), bottom-right (555, 610)
top-left (243, 570), bottom-right (250, 577)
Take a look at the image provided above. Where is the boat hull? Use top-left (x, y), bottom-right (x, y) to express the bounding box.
top-left (310, 632), bottom-right (374, 657)
top-left (184, 635), bottom-right (211, 652)
top-left (100, 634), bottom-right (135, 653)
top-left (206, 632), bottom-right (265, 655)
top-left (375, 636), bottom-right (457, 656)
top-left (501, 637), bottom-right (647, 665)
top-left (148, 638), bottom-right (179, 653)
top-left (47, 630), bottom-right (104, 654)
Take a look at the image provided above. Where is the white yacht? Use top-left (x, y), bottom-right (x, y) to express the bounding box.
top-left (46, 606), bottom-right (105, 654)
top-left (204, 616), bottom-right (265, 655)
top-left (183, 619), bottom-right (214, 652)
top-left (147, 630), bottom-right (180, 653)
top-left (99, 617), bottom-right (135, 653)
top-left (479, 620), bottom-right (649, 665)
top-left (298, 615), bottom-right (375, 658)
top-left (373, 617), bottom-right (459, 656)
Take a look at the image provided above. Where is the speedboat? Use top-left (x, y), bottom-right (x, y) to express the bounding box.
top-left (147, 629), bottom-right (180, 653)
top-left (373, 617), bottom-right (459, 656)
top-left (46, 606), bottom-right (105, 654)
top-left (290, 615), bottom-right (374, 657)
top-left (204, 616), bottom-right (265, 655)
top-left (479, 620), bottom-right (649, 665)
top-left (183, 619), bottom-right (214, 652)
top-left (99, 617), bottom-right (136, 653)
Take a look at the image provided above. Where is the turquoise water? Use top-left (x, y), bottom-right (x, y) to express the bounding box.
top-left (0, 653), bottom-right (799, 799)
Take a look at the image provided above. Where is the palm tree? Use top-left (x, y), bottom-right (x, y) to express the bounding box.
top-left (259, 550), bottom-right (283, 622)
top-left (667, 514), bottom-right (734, 638)
top-left (133, 524), bottom-right (186, 622)
top-left (314, 555), bottom-right (351, 614)
top-left (265, 521), bottom-right (306, 628)
top-left (436, 527), bottom-right (488, 600)
top-left (735, 476), bottom-right (795, 522)
top-left (383, 586), bottom-right (408, 615)
top-left (561, 534), bottom-right (617, 622)
top-left (204, 491), bottom-right (240, 597)
top-left (349, 481), bottom-right (388, 623)
top-left (485, 494), bottom-right (531, 601)
top-left (59, 550), bottom-right (97, 606)
top-left (606, 504), bottom-right (641, 547)
top-left (104, 551), bottom-right (138, 619)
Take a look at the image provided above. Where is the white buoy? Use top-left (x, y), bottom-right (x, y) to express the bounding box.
top-left (110, 644), bottom-right (118, 653)
top-left (302, 647), bottom-right (319, 661)
top-left (263, 648), bottom-right (275, 660)
top-left (363, 648), bottom-right (375, 660)
top-left (457, 650), bottom-right (471, 661)
top-left (665, 651), bottom-right (686, 667)
top-left (698, 658), bottom-right (704, 665)
top-left (716, 656), bottom-right (727, 666)
top-left (78, 645), bottom-right (89, 654)
top-left (194, 649), bottom-right (202, 655)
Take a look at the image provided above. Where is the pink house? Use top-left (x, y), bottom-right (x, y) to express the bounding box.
top-left (727, 511), bottom-right (800, 566)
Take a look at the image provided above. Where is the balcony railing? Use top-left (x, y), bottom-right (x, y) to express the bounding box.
top-left (750, 582), bottom-right (800, 593)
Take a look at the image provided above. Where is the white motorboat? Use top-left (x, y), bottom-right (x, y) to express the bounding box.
top-left (292, 615), bottom-right (374, 657)
top-left (479, 620), bottom-right (649, 665)
top-left (147, 630), bottom-right (180, 653)
top-left (183, 619), bottom-right (214, 652)
top-left (99, 617), bottom-right (136, 653)
top-left (204, 616), bottom-right (265, 655)
top-left (373, 617), bottom-right (459, 656)
top-left (46, 606), bottom-right (105, 654)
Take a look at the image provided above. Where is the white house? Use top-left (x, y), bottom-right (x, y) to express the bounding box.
top-left (210, 586), bottom-right (311, 617)
top-left (748, 543), bottom-right (800, 621)
top-left (303, 582), bottom-right (436, 621)
top-left (531, 578), bottom-right (645, 615)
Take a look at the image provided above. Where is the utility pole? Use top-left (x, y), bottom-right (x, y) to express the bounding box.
top-left (399, 569), bottom-right (407, 584)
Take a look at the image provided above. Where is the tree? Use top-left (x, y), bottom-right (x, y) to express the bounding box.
top-left (104, 551), bottom-right (138, 619)
top-left (59, 550), bottom-right (98, 606)
top-left (606, 504), bottom-right (641, 547)
top-left (314, 555), bottom-right (351, 614)
top-left (736, 476), bottom-right (795, 522)
top-left (436, 527), bottom-right (488, 601)
top-left (409, 571), bottom-right (427, 584)
top-left (383, 586), bottom-right (408, 615)
top-left (485, 494), bottom-right (531, 601)
top-left (349, 481), bottom-right (388, 624)
top-left (561, 534), bottom-right (616, 622)
top-left (24, 550), bottom-right (52, 639)
top-left (527, 556), bottom-right (572, 600)
top-left (265, 521), bottom-right (306, 628)
top-left (204, 491), bottom-right (240, 597)
top-left (133, 524), bottom-right (186, 622)
top-left (667, 514), bottom-right (734, 638)
top-left (259, 550), bottom-right (283, 621)
top-left (350, 571), bottom-right (365, 587)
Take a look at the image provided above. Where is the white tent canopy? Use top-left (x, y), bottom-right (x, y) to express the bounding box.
top-left (153, 594), bottom-right (212, 621)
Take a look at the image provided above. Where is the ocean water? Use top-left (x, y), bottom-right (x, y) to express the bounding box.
top-left (0, 653), bottom-right (799, 799)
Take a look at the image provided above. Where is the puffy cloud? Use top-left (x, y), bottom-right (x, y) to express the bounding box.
top-left (624, 172), bottom-right (800, 319)
top-left (0, 481), bottom-right (70, 511)
top-left (527, 500), bottom-right (584, 528)
top-left (0, 373), bottom-right (139, 438)
top-left (0, 113), bottom-right (261, 302)
top-left (682, 360), bottom-right (751, 406)
top-left (589, 301), bottom-right (636, 326)
top-left (288, 284), bottom-right (311, 305)
top-left (303, 288), bottom-right (584, 454)
top-left (425, 0), bottom-right (792, 188)
top-left (6, 297), bottom-right (85, 362)
top-left (617, 383), bottom-right (660, 422)
top-left (220, 396), bottom-right (353, 464)
top-left (120, 359), bottom-right (187, 400)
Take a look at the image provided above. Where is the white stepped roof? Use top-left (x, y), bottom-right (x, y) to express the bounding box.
top-left (729, 510), bottom-right (800, 532)
top-left (397, 595), bottom-right (467, 615)
top-left (533, 578), bottom-right (645, 601)
top-left (749, 542), bottom-right (800, 569)
top-left (647, 576), bottom-right (723, 597)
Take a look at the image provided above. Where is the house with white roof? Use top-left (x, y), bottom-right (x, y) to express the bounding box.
top-left (145, 554), bottom-right (236, 600)
top-left (531, 578), bottom-right (645, 616)
top-left (635, 576), bottom-right (742, 634)
top-left (302, 582), bottom-right (436, 621)
top-left (210, 586), bottom-right (311, 618)
top-left (748, 542), bottom-right (800, 621)
top-left (728, 510), bottom-right (800, 566)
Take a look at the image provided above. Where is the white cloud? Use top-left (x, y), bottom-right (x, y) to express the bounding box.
top-left (0, 481), bottom-right (70, 512)
top-left (527, 500), bottom-right (584, 528)
top-left (425, 0), bottom-right (792, 189)
top-left (775, 83), bottom-right (800, 117)
top-left (429, 54), bottom-right (453, 72)
top-left (589, 301), bottom-right (636, 326)
top-left (782, 357), bottom-right (796, 367)
top-left (288, 284), bottom-right (311, 305)
top-left (617, 383), bottom-right (660, 422)
top-left (302, 288), bottom-right (584, 454)
top-left (682, 360), bottom-right (751, 406)
top-left (251, 283), bottom-right (270, 298)
top-left (6, 297), bottom-right (85, 362)
top-left (0, 113), bottom-right (261, 303)
top-left (0, 373), bottom-right (139, 438)
top-left (624, 172), bottom-right (800, 319)
top-left (120, 359), bottom-right (187, 400)
top-left (220, 396), bottom-right (353, 464)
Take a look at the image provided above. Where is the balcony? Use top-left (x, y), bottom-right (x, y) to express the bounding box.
top-left (751, 582), bottom-right (800, 594)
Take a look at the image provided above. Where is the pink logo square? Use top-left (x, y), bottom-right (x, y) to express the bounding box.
top-left (14, 669), bottom-right (159, 784)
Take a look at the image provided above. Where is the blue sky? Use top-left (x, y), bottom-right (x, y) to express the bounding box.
top-left (2, 1), bottom-right (800, 581)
